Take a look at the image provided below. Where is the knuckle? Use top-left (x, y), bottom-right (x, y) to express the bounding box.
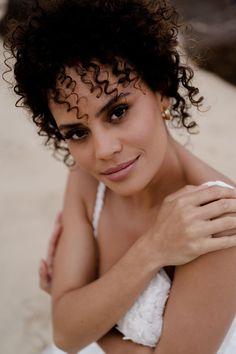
top-left (223, 235), bottom-right (236, 248)
top-left (209, 186), bottom-right (222, 199)
top-left (223, 217), bottom-right (234, 230)
top-left (211, 186), bottom-right (233, 199)
top-left (221, 238), bottom-right (231, 249)
top-left (175, 196), bottom-right (186, 208)
top-left (220, 199), bottom-right (231, 213)
top-left (188, 240), bottom-right (199, 256)
top-left (208, 186), bottom-right (222, 200)
top-left (177, 206), bottom-right (194, 227)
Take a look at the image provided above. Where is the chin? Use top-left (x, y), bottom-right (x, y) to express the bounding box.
top-left (103, 175), bottom-right (153, 196)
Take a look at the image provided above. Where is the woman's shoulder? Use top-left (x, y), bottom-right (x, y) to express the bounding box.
top-left (66, 166), bottom-right (100, 224)
top-left (181, 147), bottom-right (236, 187)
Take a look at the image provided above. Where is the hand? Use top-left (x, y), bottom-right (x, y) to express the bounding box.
top-left (147, 184), bottom-right (236, 267)
top-left (39, 212), bottom-right (63, 294)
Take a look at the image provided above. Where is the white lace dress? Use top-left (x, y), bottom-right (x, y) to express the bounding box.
top-left (45, 181), bottom-right (236, 353)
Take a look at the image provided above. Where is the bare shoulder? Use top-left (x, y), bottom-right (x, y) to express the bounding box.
top-left (51, 168), bottom-right (99, 302)
top-left (183, 147), bottom-right (236, 187)
top-left (65, 166), bottom-right (99, 218)
top-left (180, 152), bottom-right (236, 313)
top-left (159, 145), bottom-right (236, 353)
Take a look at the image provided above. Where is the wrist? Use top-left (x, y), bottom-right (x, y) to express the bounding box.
top-left (134, 231), bottom-right (164, 274)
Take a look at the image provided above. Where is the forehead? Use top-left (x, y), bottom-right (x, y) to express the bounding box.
top-left (48, 62), bottom-right (141, 119)
top-left (58, 60), bottom-right (139, 95)
top-left (62, 65), bottom-right (120, 96)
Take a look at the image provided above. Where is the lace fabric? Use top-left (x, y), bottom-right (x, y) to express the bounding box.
top-left (116, 269), bottom-right (171, 347)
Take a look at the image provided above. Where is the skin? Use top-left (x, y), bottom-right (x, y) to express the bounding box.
top-left (50, 67), bottom-right (173, 200)
top-left (45, 65), bottom-right (236, 354)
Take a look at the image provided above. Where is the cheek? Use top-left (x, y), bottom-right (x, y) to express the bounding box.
top-left (67, 142), bottom-right (93, 169)
top-left (128, 112), bottom-right (167, 153)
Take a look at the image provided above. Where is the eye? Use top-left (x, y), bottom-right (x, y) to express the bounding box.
top-left (109, 104), bottom-right (128, 123)
top-left (62, 128), bottom-right (89, 141)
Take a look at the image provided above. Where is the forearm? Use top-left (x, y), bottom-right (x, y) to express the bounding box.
top-left (52, 234), bottom-right (162, 353)
top-left (98, 329), bottom-right (155, 354)
top-left (153, 247), bottom-right (236, 354)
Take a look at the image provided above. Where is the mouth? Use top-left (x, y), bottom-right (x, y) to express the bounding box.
top-left (101, 156), bottom-right (140, 175)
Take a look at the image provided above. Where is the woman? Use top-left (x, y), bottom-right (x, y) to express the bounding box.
top-left (4, 0), bottom-right (236, 353)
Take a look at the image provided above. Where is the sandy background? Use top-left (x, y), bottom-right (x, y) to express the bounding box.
top-left (0, 39), bottom-right (236, 354)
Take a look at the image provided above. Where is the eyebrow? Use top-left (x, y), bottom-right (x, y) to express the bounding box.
top-left (58, 122), bottom-right (84, 132)
top-left (95, 92), bottom-right (130, 118)
top-left (58, 92), bottom-right (130, 131)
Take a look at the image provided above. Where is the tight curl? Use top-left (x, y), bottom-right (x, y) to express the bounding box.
top-left (4, 0), bottom-right (203, 166)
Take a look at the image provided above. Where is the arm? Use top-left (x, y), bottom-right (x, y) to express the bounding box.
top-left (153, 211), bottom-right (236, 352)
top-left (51, 176), bottom-right (236, 353)
top-left (51, 169), bottom-right (162, 353)
top-left (39, 216), bottom-right (154, 354)
top-left (98, 329), bottom-right (154, 354)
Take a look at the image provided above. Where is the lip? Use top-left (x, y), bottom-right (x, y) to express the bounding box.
top-left (102, 156), bottom-right (140, 175)
top-left (100, 155), bottom-right (140, 182)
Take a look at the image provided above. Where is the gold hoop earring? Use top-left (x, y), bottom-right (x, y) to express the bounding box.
top-left (161, 109), bottom-right (171, 121)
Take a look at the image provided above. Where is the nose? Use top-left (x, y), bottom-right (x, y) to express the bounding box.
top-left (93, 128), bottom-right (122, 160)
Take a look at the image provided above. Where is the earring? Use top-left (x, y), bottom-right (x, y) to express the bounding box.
top-left (161, 109), bottom-right (171, 121)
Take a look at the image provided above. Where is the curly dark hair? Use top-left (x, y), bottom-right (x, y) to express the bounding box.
top-left (4, 0), bottom-right (203, 166)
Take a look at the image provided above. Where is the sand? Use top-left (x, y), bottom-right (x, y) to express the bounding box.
top-left (0, 40), bottom-right (236, 354)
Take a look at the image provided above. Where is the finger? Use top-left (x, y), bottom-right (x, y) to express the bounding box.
top-left (47, 222), bottom-right (63, 264)
top-left (47, 235), bottom-right (62, 273)
top-left (48, 223), bottom-right (62, 257)
top-left (47, 223), bottom-right (63, 278)
top-left (199, 199), bottom-right (236, 220)
top-left (205, 215), bottom-right (236, 236)
top-left (48, 265), bottom-right (53, 279)
top-left (166, 184), bottom-right (209, 202)
top-left (39, 260), bottom-right (51, 294)
top-left (183, 185), bottom-right (236, 207)
top-left (50, 218), bottom-right (63, 247)
top-left (55, 211), bottom-right (63, 225)
top-left (204, 234), bottom-right (236, 253)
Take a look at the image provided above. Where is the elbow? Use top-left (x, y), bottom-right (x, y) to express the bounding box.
top-left (52, 295), bottom-right (93, 352)
top-left (52, 297), bottom-right (83, 353)
top-left (53, 328), bottom-right (83, 354)
top-left (52, 333), bottom-right (68, 353)
top-left (52, 311), bottom-right (84, 353)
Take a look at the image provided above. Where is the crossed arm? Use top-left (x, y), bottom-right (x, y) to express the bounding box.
top-left (96, 246), bottom-right (236, 354)
top-left (42, 170), bottom-right (236, 354)
top-left (42, 245), bottom-right (236, 354)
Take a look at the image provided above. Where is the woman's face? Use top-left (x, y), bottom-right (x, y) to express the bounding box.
top-left (49, 66), bottom-right (170, 196)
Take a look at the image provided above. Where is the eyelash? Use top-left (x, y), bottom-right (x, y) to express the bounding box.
top-left (109, 103), bottom-right (129, 123)
top-left (62, 103), bottom-right (129, 142)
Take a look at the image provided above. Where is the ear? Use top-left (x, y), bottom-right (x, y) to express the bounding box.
top-left (160, 94), bottom-right (171, 111)
top-left (154, 92), bottom-right (170, 111)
